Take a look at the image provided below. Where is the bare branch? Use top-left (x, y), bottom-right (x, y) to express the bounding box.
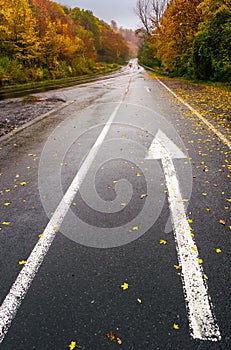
top-left (150, 0), bottom-right (168, 28)
top-left (135, 0), bottom-right (152, 35)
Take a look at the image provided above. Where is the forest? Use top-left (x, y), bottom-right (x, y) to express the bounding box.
top-left (137, 0), bottom-right (231, 82)
top-left (0, 0), bottom-right (130, 86)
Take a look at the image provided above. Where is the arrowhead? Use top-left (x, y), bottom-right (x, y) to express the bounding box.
top-left (145, 130), bottom-right (186, 159)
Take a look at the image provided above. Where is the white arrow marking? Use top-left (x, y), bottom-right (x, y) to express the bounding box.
top-left (146, 130), bottom-right (221, 341)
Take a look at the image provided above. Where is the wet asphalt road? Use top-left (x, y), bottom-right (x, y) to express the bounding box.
top-left (0, 62), bottom-right (230, 349)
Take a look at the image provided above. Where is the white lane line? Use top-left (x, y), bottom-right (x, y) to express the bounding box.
top-left (156, 78), bottom-right (231, 150)
top-left (0, 101), bottom-right (122, 344)
top-left (146, 131), bottom-right (221, 341)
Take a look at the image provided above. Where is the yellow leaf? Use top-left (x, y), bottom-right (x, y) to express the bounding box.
top-left (197, 258), bottom-right (203, 264)
top-left (173, 323), bottom-right (179, 330)
top-left (132, 226), bottom-right (139, 231)
top-left (174, 265), bottom-right (181, 270)
top-left (120, 202), bottom-right (126, 207)
top-left (137, 298), bottom-right (142, 304)
top-left (191, 247), bottom-right (197, 251)
top-left (219, 220), bottom-right (226, 225)
top-left (216, 248), bottom-right (222, 253)
top-left (226, 199), bottom-right (231, 203)
top-left (72, 202), bottom-right (77, 206)
top-left (202, 193), bottom-right (207, 196)
top-left (136, 172), bottom-right (142, 177)
top-left (20, 181), bottom-right (27, 186)
top-left (117, 337), bottom-right (122, 345)
top-left (160, 239), bottom-right (167, 245)
top-left (188, 219), bottom-right (193, 223)
top-left (18, 260), bottom-right (27, 265)
top-left (121, 282), bottom-right (129, 290)
top-left (204, 274), bottom-right (209, 280)
top-left (4, 202), bottom-right (11, 207)
top-left (5, 189), bottom-right (10, 193)
top-left (140, 194), bottom-right (148, 199)
top-left (113, 180), bottom-right (118, 184)
top-left (2, 221), bottom-right (10, 225)
top-left (53, 227), bottom-right (58, 231)
top-left (38, 234), bottom-right (43, 238)
top-left (68, 341), bottom-right (76, 350)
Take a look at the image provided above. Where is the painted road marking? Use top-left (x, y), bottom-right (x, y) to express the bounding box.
top-left (0, 101), bottom-right (124, 344)
top-left (146, 130), bottom-right (221, 341)
top-left (156, 78), bottom-right (231, 150)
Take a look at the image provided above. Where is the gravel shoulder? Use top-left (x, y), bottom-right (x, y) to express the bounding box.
top-left (1, 76), bottom-right (231, 140)
top-left (0, 95), bottom-right (65, 137)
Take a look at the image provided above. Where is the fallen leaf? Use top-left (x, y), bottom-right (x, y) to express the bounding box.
top-left (204, 274), bottom-right (209, 280)
top-left (136, 172), bottom-right (142, 177)
top-left (137, 298), bottom-right (142, 304)
top-left (18, 260), bottom-right (27, 265)
top-left (28, 153), bottom-right (37, 157)
top-left (121, 282), bottom-right (129, 290)
top-left (174, 265), bottom-right (181, 270)
top-left (117, 337), bottom-right (122, 345)
top-left (216, 248), bottom-right (222, 253)
top-left (120, 202), bottom-right (126, 207)
top-left (140, 194), bottom-right (148, 199)
top-left (226, 199), bottom-right (231, 203)
top-left (173, 323), bottom-right (180, 330)
top-left (219, 220), bottom-right (226, 225)
top-left (160, 239), bottom-right (167, 245)
top-left (197, 258), bottom-right (203, 264)
top-left (4, 202), bottom-right (11, 207)
top-left (68, 341), bottom-right (76, 350)
top-left (106, 332), bottom-right (116, 341)
top-left (2, 221), bottom-right (11, 225)
top-left (132, 226), bottom-right (139, 231)
top-left (187, 219), bottom-right (193, 224)
top-left (20, 181), bottom-right (27, 186)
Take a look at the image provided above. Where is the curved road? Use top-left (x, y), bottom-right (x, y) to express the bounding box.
top-left (0, 61), bottom-right (230, 349)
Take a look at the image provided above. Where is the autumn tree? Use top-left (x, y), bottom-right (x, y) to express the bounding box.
top-left (98, 22), bottom-right (129, 64)
top-left (0, 0), bottom-right (41, 62)
top-left (192, 0), bottom-right (231, 81)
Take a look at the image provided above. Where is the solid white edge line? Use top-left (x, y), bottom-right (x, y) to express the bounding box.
top-left (0, 101), bottom-right (122, 344)
top-left (156, 77), bottom-right (231, 150)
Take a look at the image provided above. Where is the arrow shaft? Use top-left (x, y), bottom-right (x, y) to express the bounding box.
top-left (161, 154), bottom-right (220, 341)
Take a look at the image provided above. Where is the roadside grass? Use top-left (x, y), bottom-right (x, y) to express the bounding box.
top-left (0, 63), bottom-right (121, 91)
top-left (140, 63), bottom-right (231, 93)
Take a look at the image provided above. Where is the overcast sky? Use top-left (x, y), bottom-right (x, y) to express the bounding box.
top-left (57, 0), bottom-right (140, 29)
